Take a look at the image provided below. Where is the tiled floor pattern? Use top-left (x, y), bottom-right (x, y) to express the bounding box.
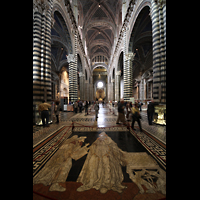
top-left (33, 104), bottom-right (166, 200)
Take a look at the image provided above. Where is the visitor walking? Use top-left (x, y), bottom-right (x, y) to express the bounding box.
top-left (94, 101), bottom-right (99, 120)
top-left (38, 100), bottom-right (51, 127)
top-left (131, 103), bottom-right (142, 132)
top-left (138, 101), bottom-right (143, 111)
top-left (116, 98), bottom-right (127, 126)
top-left (126, 102), bottom-right (131, 121)
top-left (78, 100), bottom-right (83, 113)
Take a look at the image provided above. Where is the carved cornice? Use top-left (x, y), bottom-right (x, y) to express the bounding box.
top-left (109, 0), bottom-right (136, 67)
top-left (33, 0), bottom-right (50, 14)
top-left (67, 54), bottom-right (75, 63)
top-left (64, 0), bottom-right (89, 69)
top-left (155, 0), bottom-right (166, 7)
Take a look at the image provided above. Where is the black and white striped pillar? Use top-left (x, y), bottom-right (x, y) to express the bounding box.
top-left (123, 28), bottom-right (129, 100)
top-left (68, 31), bottom-right (78, 104)
top-left (33, 2), bottom-right (42, 105)
top-left (115, 70), bottom-right (121, 102)
top-left (68, 54), bottom-right (75, 103)
top-left (33, 0), bottom-right (53, 105)
top-left (73, 30), bottom-right (78, 102)
top-left (45, 1), bottom-right (53, 103)
top-left (33, 0), bottom-right (53, 123)
top-left (151, 0), bottom-right (166, 103)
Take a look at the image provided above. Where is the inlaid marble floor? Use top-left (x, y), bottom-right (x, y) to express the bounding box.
top-left (33, 103), bottom-right (166, 200)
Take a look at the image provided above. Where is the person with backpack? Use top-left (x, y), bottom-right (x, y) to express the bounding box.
top-left (131, 103), bottom-right (142, 132)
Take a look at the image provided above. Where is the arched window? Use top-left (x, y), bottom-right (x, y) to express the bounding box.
top-left (97, 82), bottom-right (103, 88)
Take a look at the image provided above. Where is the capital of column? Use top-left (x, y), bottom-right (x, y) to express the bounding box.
top-left (155, 0), bottom-right (166, 6)
top-left (67, 54), bottom-right (75, 63)
top-left (79, 72), bottom-right (85, 77)
top-left (126, 52), bottom-right (134, 61)
top-left (33, 0), bottom-right (50, 14)
top-left (116, 71), bottom-right (121, 76)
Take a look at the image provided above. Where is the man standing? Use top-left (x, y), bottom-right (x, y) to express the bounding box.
top-left (78, 100), bottom-right (83, 113)
top-left (85, 100), bottom-right (89, 115)
top-left (38, 100), bottom-right (51, 127)
top-left (147, 100), bottom-right (155, 125)
top-left (74, 101), bottom-right (78, 113)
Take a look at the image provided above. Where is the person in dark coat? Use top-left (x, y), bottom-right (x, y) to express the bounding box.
top-left (147, 100), bottom-right (155, 125)
top-left (85, 100), bottom-right (89, 115)
top-left (78, 100), bottom-right (83, 113)
top-left (54, 101), bottom-right (61, 123)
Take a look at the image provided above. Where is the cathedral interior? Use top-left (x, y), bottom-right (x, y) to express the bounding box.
top-left (33, 0), bottom-right (166, 199)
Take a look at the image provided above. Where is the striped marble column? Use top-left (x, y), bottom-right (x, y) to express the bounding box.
top-left (45, 2), bottom-right (53, 102)
top-left (33, 0), bottom-right (52, 104)
top-left (33, 5), bottom-right (42, 104)
top-left (33, 0), bottom-right (53, 124)
top-left (115, 70), bottom-right (121, 102)
top-left (73, 30), bottom-right (78, 102)
top-left (151, 0), bottom-right (166, 103)
top-left (68, 54), bottom-right (75, 103)
top-left (111, 79), bottom-right (115, 101)
top-left (159, 2), bottom-right (166, 103)
top-left (127, 52), bottom-right (134, 97)
top-left (79, 72), bottom-right (85, 100)
top-left (123, 28), bottom-right (129, 100)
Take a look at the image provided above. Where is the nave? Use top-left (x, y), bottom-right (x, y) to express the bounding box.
top-left (33, 104), bottom-right (166, 200)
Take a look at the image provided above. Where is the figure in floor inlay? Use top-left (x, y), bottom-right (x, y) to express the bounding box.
top-left (76, 132), bottom-right (127, 193)
top-left (76, 132), bottom-right (166, 194)
top-left (33, 135), bottom-right (89, 191)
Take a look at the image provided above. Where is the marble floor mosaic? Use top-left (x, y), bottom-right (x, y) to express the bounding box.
top-left (33, 104), bottom-right (166, 200)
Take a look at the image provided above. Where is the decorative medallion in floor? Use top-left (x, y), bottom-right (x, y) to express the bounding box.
top-left (33, 104), bottom-right (166, 200)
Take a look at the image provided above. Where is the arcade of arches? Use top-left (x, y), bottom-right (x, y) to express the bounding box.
top-left (33, 0), bottom-right (166, 114)
top-left (33, 1), bottom-right (166, 199)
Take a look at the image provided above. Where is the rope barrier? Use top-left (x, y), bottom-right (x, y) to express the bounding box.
top-left (73, 121), bottom-right (128, 129)
top-left (33, 120), bottom-right (165, 164)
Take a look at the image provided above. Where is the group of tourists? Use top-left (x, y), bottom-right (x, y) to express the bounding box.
top-left (73, 100), bottom-right (90, 115)
top-left (38, 98), bottom-right (155, 129)
top-left (116, 98), bottom-right (155, 131)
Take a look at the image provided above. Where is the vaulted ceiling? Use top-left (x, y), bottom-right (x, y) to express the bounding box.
top-left (78, 0), bottom-right (121, 68)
